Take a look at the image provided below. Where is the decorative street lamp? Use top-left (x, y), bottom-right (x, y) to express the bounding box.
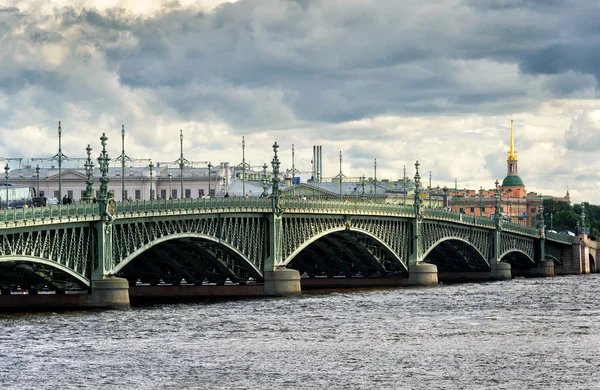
top-left (261, 163), bottom-right (269, 197)
top-left (84, 144), bottom-right (94, 203)
top-left (121, 125), bottom-right (126, 202)
top-left (179, 130), bottom-right (184, 198)
top-left (168, 172), bottom-right (172, 199)
top-left (428, 170), bottom-right (432, 208)
top-left (57, 122), bottom-right (63, 199)
top-left (403, 165), bottom-right (407, 205)
top-left (207, 162), bottom-right (213, 198)
top-left (4, 163), bottom-right (9, 208)
top-left (479, 186), bottom-right (484, 217)
top-left (550, 212), bottom-right (553, 231)
top-left (317, 171), bottom-right (321, 200)
top-left (339, 151), bottom-right (343, 200)
top-left (35, 164), bottom-right (40, 196)
top-left (242, 136), bottom-right (246, 197)
top-left (292, 144), bottom-right (296, 198)
top-left (361, 174), bottom-right (366, 201)
top-left (374, 158), bottom-right (377, 198)
top-left (148, 161), bottom-right (154, 200)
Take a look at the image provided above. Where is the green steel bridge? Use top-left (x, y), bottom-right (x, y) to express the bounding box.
top-left (0, 195), bottom-right (573, 292)
top-left (0, 139), bottom-right (580, 307)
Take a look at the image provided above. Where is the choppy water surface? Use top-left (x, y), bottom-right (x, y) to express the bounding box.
top-left (1, 275), bottom-right (599, 390)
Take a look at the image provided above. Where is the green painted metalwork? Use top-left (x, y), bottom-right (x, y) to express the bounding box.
top-left (0, 184), bottom-right (577, 290)
top-left (546, 231), bottom-right (572, 244)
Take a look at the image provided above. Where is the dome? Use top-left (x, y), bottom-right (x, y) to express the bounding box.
top-left (502, 175), bottom-right (525, 187)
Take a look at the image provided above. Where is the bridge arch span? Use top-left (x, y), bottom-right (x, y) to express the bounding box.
top-left (111, 232), bottom-right (262, 278)
top-left (0, 255), bottom-right (90, 288)
top-left (499, 249), bottom-right (535, 265)
top-left (421, 237), bottom-right (491, 272)
top-left (422, 237), bottom-right (488, 264)
top-left (283, 226), bottom-right (407, 272)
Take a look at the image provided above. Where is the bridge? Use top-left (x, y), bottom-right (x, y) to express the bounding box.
top-left (0, 140), bottom-right (596, 309)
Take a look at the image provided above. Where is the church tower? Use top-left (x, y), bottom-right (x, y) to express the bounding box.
top-left (501, 120), bottom-right (525, 196)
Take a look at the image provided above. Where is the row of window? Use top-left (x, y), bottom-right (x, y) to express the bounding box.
top-left (40, 188), bottom-right (216, 200)
top-left (460, 206), bottom-right (538, 213)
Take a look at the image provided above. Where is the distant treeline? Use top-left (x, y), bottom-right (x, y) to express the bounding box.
top-left (543, 199), bottom-right (600, 240)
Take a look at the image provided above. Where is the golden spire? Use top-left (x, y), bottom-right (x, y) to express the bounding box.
top-left (507, 119), bottom-right (517, 161)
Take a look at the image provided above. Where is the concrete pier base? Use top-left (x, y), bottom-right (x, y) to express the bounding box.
top-left (491, 262), bottom-right (512, 280)
top-left (408, 263), bottom-right (438, 286)
top-left (537, 260), bottom-right (555, 277)
top-left (90, 277), bottom-right (130, 309)
top-left (264, 268), bottom-right (301, 296)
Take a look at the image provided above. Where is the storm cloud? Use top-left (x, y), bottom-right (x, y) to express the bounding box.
top-left (0, 0), bottom-right (599, 202)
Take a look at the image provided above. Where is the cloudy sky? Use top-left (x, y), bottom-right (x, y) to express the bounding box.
top-left (0, 0), bottom-right (599, 202)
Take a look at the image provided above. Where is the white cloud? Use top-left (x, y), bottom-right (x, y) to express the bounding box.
top-left (0, 0), bottom-right (600, 204)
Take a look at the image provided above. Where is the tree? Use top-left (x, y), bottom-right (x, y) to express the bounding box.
top-left (552, 210), bottom-right (579, 232)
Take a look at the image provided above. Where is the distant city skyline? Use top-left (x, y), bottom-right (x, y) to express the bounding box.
top-left (0, 0), bottom-right (598, 202)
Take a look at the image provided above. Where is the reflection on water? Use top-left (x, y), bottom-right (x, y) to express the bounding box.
top-left (1, 274), bottom-right (599, 390)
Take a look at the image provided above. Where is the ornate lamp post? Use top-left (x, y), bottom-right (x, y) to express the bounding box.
top-left (4, 163), bottom-right (9, 208)
top-left (179, 130), bottom-right (185, 198)
top-left (57, 122), bottom-right (63, 199)
top-left (374, 158), bottom-right (377, 198)
top-left (403, 165), bottom-right (407, 205)
top-left (291, 144), bottom-right (296, 198)
top-left (168, 172), bottom-right (172, 199)
top-left (550, 213), bottom-right (553, 231)
top-left (479, 186), bottom-right (484, 217)
top-left (262, 163), bottom-right (269, 197)
top-left (339, 151), bottom-right (343, 200)
top-left (242, 136), bottom-right (246, 197)
top-left (317, 171), bottom-right (321, 200)
top-left (207, 162), bottom-right (213, 197)
top-left (494, 179), bottom-right (501, 222)
top-left (361, 174), bottom-right (366, 201)
top-left (84, 144), bottom-right (94, 202)
top-left (428, 170), bottom-right (432, 208)
top-left (148, 161), bottom-right (154, 200)
top-left (120, 125), bottom-right (127, 201)
top-left (35, 164), bottom-right (40, 196)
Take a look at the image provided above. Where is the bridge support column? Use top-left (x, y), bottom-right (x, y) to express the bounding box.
top-left (264, 268), bottom-right (301, 296)
top-left (408, 263), bottom-right (438, 286)
top-left (491, 262), bottom-right (511, 280)
top-left (536, 261), bottom-right (554, 277)
top-left (90, 277), bottom-right (130, 309)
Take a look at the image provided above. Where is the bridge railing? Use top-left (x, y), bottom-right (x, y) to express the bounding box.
top-left (424, 208), bottom-right (497, 228)
top-left (546, 230), bottom-right (573, 244)
top-left (116, 197), bottom-right (273, 214)
top-left (0, 203), bottom-right (100, 225)
top-left (501, 221), bottom-right (539, 237)
top-left (284, 199), bottom-right (415, 215)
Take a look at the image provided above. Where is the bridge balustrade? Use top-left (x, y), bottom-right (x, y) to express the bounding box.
top-left (545, 230), bottom-right (574, 244)
top-left (501, 222), bottom-right (539, 237)
top-left (115, 197), bottom-right (273, 214)
top-left (0, 203), bottom-right (100, 226)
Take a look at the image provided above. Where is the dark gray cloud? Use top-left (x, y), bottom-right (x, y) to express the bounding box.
top-left (1, 0), bottom-right (598, 130)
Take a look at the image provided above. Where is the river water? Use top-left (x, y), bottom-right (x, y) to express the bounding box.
top-left (1, 274), bottom-right (599, 390)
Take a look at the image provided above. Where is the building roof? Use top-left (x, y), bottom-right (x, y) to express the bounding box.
top-left (501, 175), bottom-right (525, 187)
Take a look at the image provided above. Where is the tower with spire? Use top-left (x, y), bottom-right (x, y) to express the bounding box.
top-left (501, 119), bottom-right (526, 197)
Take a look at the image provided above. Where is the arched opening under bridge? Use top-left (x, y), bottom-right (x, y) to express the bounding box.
top-left (114, 235), bottom-right (263, 287)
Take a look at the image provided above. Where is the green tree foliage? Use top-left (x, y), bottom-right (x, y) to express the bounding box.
top-left (542, 199), bottom-right (600, 240)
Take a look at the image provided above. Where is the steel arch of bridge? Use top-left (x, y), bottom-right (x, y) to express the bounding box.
top-left (421, 237), bottom-right (490, 268)
top-left (0, 255), bottom-right (90, 287)
top-left (110, 232), bottom-right (262, 277)
top-left (282, 226), bottom-right (408, 272)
